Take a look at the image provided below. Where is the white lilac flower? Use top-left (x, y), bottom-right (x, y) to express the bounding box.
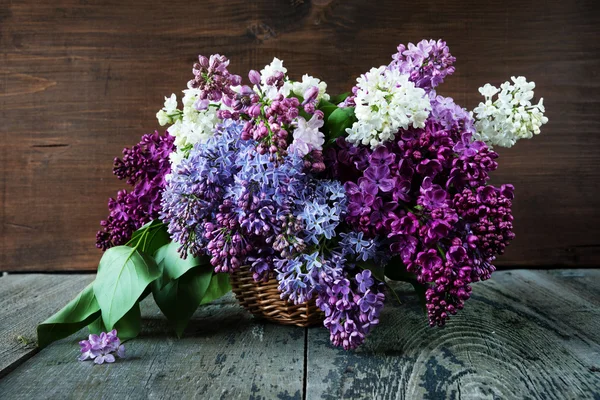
top-left (259, 57), bottom-right (290, 99)
top-left (156, 93), bottom-right (181, 126)
top-left (345, 66), bottom-right (431, 148)
top-left (260, 57), bottom-right (287, 85)
top-left (291, 74), bottom-right (330, 103)
top-left (163, 93), bottom-right (177, 112)
top-left (289, 114), bottom-right (325, 156)
top-left (159, 89), bottom-right (220, 166)
top-left (473, 76), bottom-right (548, 148)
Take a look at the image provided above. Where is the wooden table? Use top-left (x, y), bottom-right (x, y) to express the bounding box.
top-left (0, 270), bottom-right (598, 399)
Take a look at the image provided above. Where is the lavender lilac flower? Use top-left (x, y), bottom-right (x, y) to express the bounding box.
top-left (79, 330), bottom-right (125, 365)
top-left (390, 39), bottom-right (456, 91)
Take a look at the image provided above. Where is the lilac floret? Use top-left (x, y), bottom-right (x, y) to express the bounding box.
top-left (78, 330), bottom-right (125, 364)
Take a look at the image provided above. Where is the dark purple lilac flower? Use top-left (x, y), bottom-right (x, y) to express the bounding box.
top-left (330, 92), bottom-right (514, 327)
top-left (418, 177), bottom-right (448, 210)
top-left (96, 131), bottom-right (174, 250)
top-left (453, 132), bottom-right (485, 157)
top-left (363, 166), bottom-right (395, 192)
top-left (390, 234), bottom-right (418, 264)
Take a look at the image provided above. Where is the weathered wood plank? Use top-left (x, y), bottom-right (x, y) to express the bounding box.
top-left (306, 270), bottom-right (600, 399)
top-left (0, 274), bottom-right (94, 377)
top-left (0, 284), bottom-right (305, 399)
top-left (1, 0), bottom-right (600, 271)
top-left (1, 271), bottom-right (598, 398)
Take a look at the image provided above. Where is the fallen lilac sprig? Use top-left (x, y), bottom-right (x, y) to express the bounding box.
top-left (78, 330), bottom-right (125, 364)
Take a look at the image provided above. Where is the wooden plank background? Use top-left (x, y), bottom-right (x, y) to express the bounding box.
top-left (1, 0), bottom-right (599, 271)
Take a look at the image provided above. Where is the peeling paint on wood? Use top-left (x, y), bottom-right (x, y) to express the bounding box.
top-left (306, 270), bottom-right (600, 399)
top-left (0, 270), bottom-right (598, 398)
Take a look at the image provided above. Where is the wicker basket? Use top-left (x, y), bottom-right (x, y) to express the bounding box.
top-left (230, 265), bottom-right (323, 327)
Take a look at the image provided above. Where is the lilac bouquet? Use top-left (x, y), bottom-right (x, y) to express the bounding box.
top-left (38, 40), bottom-right (547, 352)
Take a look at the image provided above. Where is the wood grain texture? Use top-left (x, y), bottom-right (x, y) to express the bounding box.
top-left (0, 281), bottom-right (305, 399)
top-left (306, 269), bottom-right (600, 399)
top-left (0, 270), bottom-right (598, 398)
top-left (0, 273), bottom-right (94, 377)
top-left (1, 0), bottom-right (599, 271)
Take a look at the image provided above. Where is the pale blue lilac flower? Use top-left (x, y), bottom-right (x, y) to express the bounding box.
top-left (160, 121), bottom-right (245, 257)
top-left (340, 231), bottom-right (381, 262)
top-left (295, 180), bottom-right (347, 245)
top-left (276, 252), bottom-right (345, 304)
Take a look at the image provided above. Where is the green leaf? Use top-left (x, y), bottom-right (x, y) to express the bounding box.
top-left (88, 314), bottom-right (105, 335)
top-left (410, 281), bottom-right (428, 315)
top-left (154, 241), bottom-right (209, 286)
top-left (317, 100), bottom-right (338, 121)
top-left (93, 246), bottom-right (160, 330)
top-left (152, 266), bottom-right (214, 337)
top-left (113, 303), bottom-right (141, 340)
top-left (88, 303), bottom-right (141, 341)
top-left (384, 258), bottom-right (428, 314)
top-left (384, 257), bottom-right (418, 282)
top-left (200, 273), bottom-right (232, 305)
top-left (127, 220), bottom-right (170, 256)
top-left (329, 92), bottom-right (351, 105)
top-left (325, 106), bottom-right (356, 144)
top-left (37, 283), bottom-right (100, 348)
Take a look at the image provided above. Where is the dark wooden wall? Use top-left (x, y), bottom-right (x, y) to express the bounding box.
top-left (1, 0), bottom-right (599, 271)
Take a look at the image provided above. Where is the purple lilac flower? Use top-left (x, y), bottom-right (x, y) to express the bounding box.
top-left (389, 39), bottom-right (456, 91)
top-left (96, 131), bottom-right (174, 250)
top-left (363, 166), bottom-right (395, 192)
top-left (331, 86), bottom-right (513, 327)
top-left (188, 54), bottom-right (242, 110)
top-left (316, 270), bottom-right (385, 350)
top-left (240, 94), bottom-right (300, 156)
top-left (79, 330), bottom-right (125, 364)
top-left (220, 85), bottom-right (259, 120)
top-left (429, 92), bottom-right (476, 137)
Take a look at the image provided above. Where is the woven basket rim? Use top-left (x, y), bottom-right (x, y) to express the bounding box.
top-left (230, 265), bottom-right (323, 327)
